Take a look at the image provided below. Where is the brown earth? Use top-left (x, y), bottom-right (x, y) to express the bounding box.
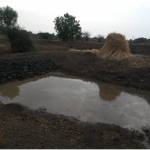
top-left (35, 39), bottom-right (150, 55)
top-left (0, 37), bottom-right (150, 148)
top-left (0, 103), bottom-right (146, 149)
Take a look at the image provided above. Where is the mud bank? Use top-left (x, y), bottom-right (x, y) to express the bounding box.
top-left (0, 52), bottom-right (150, 91)
top-left (0, 55), bottom-right (57, 84)
top-left (47, 51), bottom-right (150, 91)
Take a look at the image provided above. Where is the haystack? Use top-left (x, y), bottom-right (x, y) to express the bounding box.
top-left (84, 33), bottom-right (132, 60)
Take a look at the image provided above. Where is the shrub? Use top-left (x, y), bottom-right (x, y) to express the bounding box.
top-left (133, 37), bottom-right (149, 44)
top-left (7, 26), bottom-right (34, 53)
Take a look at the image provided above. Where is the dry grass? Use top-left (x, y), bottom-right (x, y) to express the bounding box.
top-left (84, 33), bottom-right (132, 60)
top-left (69, 49), bottom-right (100, 54)
top-left (69, 49), bottom-right (82, 52)
top-left (83, 49), bottom-right (99, 54)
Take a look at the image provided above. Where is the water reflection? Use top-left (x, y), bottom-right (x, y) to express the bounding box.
top-left (0, 84), bottom-right (19, 99)
top-left (0, 74), bottom-right (54, 100)
top-left (98, 83), bottom-right (121, 101)
top-left (0, 73), bottom-right (121, 101)
top-left (64, 76), bottom-right (121, 101)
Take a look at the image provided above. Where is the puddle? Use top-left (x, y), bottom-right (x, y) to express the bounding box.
top-left (0, 73), bottom-right (150, 134)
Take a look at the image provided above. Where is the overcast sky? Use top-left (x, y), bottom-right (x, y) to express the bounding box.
top-left (0, 0), bottom-right (150, 39)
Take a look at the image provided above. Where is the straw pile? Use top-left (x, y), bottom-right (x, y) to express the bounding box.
top-left (84, 33), bottom-right (132, 60)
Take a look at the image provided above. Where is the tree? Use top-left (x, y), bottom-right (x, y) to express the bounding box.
top-left (37, 32), bottom-right (52, 39)
top-left (0, 25), bottom-right (7, 34)
top-left (54, 13), bottom-right (81, 41)
top-left (51, 33), bottom-right (54, 39)
top-left (133, 37), bottom-right (149, 44)
top-left (75, 32), bottom-right (82, 41)
top-left (7, 26), bottom-right (34, 53)
top-left (0, 5), bottom-right (18, 27)
top-left (97, 34), bottom-right (104, 43)
top-left (83, 31), bottom-right (91, 42)
top-left (0, 6), bottom-right (34, 53)
top-left (128, 39), bottom-right (133, 45)
top-left (28, 31), bottom-right (33, 37)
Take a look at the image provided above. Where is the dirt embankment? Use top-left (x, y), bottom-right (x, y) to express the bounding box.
top-left (0, 55), bottom-right (57, 84)
top-left (0, 51), bottom-right (150, 91)
top-left (50, 52), bottom-right (150, 92)
top-left (21, 51), bottom-right (150, 91)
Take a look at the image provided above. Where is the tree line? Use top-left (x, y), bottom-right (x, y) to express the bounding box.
top-left (0, 6), bottom-right (149, 53)
top-left (128, 38), bottom-right (150, 44)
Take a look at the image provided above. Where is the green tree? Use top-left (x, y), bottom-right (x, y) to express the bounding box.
top-left (0, 6), bottom-right (34, 53)
top-left (51, 33), bottom-right (56, 39)
top-left (75, 32), bottom-right (82, 41)
top-left (0, 5), bottom-right (18, 27)
top-left (28, 31), bottom-right (33, 37)
top-left (0, 25), bottom-right (7, 34)
top-left (54, 13), bottom-right (81, 41)
top-left (133, 37), bottom-right (149, 44)
top-left (37, 32), bottom-right (52, 39)
top-left (7, 26), bottom-right (34, 53)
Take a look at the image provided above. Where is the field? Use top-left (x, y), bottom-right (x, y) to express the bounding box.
top-left (0, 35), bottom-right (150, 148)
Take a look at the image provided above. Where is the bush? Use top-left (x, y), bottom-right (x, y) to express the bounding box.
top-left (7, 26), bottom-right (34, 53)
top-left (0, 25), bottom-right (7, 34)
top-left (37, 32), bottom-right (52, 39)
top-left (133, 37), bottom-right (149, 44)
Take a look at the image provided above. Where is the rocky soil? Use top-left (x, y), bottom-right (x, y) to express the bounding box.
top-left (0, 55), bottom-right (57, 84)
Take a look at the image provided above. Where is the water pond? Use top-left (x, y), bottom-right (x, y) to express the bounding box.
top-left (0, 73), bottom-right (150, 134)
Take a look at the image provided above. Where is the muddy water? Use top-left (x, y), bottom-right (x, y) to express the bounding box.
top-left (0, 73), bottom-right (150, 133)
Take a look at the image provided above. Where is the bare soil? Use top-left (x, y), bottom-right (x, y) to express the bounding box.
top-left (0, 38), bottom-right (150, 148)
top-left (0, 103), bottom-right (146, 149)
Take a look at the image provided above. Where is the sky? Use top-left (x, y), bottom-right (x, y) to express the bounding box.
top-left (0, 0), bottom-right (150, 39)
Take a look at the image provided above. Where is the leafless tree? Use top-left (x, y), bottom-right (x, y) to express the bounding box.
top-left (83, 31), bottom-right (91, 42)
top-left (97, 34), bottom-right (104, 43)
